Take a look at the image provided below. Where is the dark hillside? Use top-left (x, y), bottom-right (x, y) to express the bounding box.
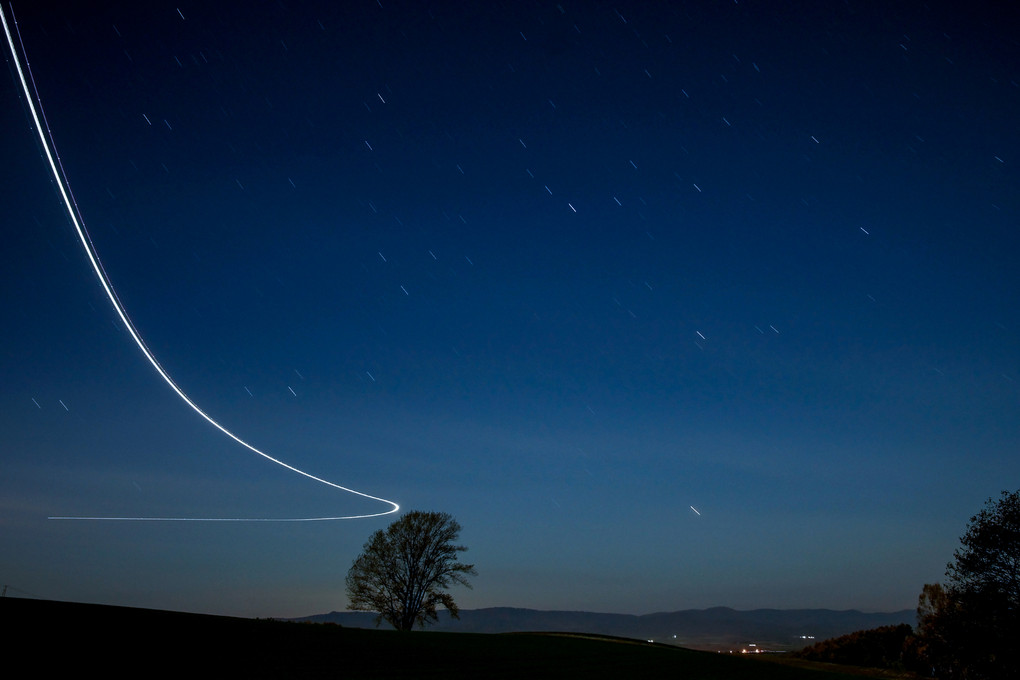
top-left (4, 597), bottom-right (873, 679)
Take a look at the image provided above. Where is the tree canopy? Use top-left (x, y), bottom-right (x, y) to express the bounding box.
top-left (345, 510), bottom-right (476, 631)
top-left (916, 490), bottom-right (1020, 679)
top-left (947, 489), bottom-right (1020, 606)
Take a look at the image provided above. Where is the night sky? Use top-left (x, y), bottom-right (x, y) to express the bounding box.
top-left (2, 1), bottom-right (1018, 618)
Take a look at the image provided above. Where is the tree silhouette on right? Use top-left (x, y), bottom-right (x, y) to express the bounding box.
top-left (917, 489), bottom-right (1020, 679)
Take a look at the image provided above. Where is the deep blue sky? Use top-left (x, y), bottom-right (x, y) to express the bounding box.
top-left (2, 0), bottom-right (1017, 618)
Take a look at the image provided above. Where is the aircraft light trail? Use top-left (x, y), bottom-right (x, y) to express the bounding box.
top-left (2, 3), bottom-right (399, 522)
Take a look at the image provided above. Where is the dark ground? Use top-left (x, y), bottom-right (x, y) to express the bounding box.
top-left (3, 597), bottom-right (895, 678)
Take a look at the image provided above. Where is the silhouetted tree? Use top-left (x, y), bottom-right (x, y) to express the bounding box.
top-left (916, 490), bottom-right (1020, 679)
top-left (914, 582), bottom-right (960, 677)
top-left (345, 510), bottom-right (475, 631)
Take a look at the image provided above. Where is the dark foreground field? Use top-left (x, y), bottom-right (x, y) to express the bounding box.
top-left (3, 597), bottom-right (891, 679)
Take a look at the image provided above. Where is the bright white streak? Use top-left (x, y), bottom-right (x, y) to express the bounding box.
top-left (2, 5), bottom-right (398, 522)
top-left (690, 505), bottom-right (701, 516)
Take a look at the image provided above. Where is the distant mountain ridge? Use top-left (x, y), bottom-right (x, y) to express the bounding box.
top-left (296, 606), bottom-right (915, 651)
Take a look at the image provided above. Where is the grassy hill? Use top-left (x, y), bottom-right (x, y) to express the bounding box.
top-left (3, 597), bottom-right (891, 678)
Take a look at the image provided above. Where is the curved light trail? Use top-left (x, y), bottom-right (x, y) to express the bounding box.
top-left (2, 4), bottom-right (399, 521)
